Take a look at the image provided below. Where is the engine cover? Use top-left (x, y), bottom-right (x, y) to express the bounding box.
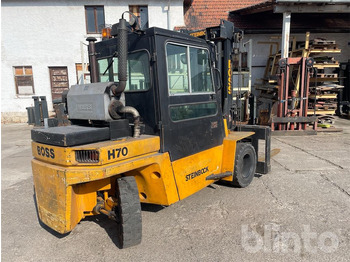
top-left (67, 82), bottom-right (114, 121)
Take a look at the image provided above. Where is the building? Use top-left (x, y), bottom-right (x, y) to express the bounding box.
top-left (182, 0), bottom-right (349, 86)
top-left (1, 0), bottom-right (185, 123)
top-left (229, 0), bottom-right (350, 86)
top-left (3, 0), bottom-right (349, 123)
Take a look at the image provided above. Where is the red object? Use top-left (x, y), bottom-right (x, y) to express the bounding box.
top-left (274, 57), bottom-right (315, 131)
top-left (183, 0), bottom-right (266, 30)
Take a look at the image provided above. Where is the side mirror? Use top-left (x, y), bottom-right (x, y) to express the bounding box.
top-left (197, 54), bottom-right (208, 65)
top-left (180, 54), bottom-right (187, 64)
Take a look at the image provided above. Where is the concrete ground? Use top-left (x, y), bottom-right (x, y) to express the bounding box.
top-left (2, 118), bottom-right (350, 262)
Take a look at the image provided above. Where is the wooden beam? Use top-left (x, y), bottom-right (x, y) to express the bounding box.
top-left (274, 4), bottom-right (350, 13)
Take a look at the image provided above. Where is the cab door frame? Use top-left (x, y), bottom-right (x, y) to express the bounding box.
top-left (155, 36), bottom-right (225, 161)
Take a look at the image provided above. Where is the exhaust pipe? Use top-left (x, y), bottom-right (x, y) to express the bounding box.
top-left (87, 37), bottom-right (98, 83)
top-left (109, 17), bottom-right (141, 137)
top-left (111, 18), bottom-right (128, 96)
top-left (119, 105), bottom-right (141, 138)
top-left (108, 97), bottom-right (141, 137)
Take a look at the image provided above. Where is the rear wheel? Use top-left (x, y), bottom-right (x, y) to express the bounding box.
top-left (231, 143), bottom-right (256, 188)
top-left (114, 176), bottom-right (142, 248)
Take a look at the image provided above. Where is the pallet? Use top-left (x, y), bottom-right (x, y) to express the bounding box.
top-left (310, 44), bottom-right (339, 50)
top-left (310, 77), bottom-right (339, 83)
top-left (309, 39), bottom-right (338, 50)
top-left (309, 94), bottom-right (337, 99)
top-left (309, 49), bottom-right (341, 54)
top-left (314, 106), bottom-right (337, 111)
top-left (317, 73), bottom-right (338, 78)
top-left (313, 56), bottom-right (336, 63)
top-left (315, 102), bottom-right (337, 107)
top-left (315, 100), bottom-right (337, 104)
top-left (313, 64), bottom-right (339, 69)
top-left (307, 109), bottom-right (336, 115)
top-left (311, 39), bottom-right (336, 45)
top-left (310, 84), bottom-right (344, 91)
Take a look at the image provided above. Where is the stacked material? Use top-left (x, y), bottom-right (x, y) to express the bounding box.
top-left (308, 38), bottom-right (343, 115)
top-left (255, 34), bottom-right (344, 128)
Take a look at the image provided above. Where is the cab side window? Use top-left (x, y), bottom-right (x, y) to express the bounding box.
top-left (166, 44), bottom-right (189, 94)
top-left (166, 43), bottom-right (217, 121)
top-left (166, 43), bottom-right (214, 95)
top-left (190, 47), bottom-right (213, 93)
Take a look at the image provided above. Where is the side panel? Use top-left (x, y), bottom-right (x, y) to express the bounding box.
top-left (32, 135), bottom-right (160, 166)
top-left (221, 138), bottom-right (237, 173)
top-left (171, 145), bottom-right (223, 200)
top-left (127, 153), bottom-right (179, 205)
top-left (33, 162), bottom-right (113, 234)
top-left (32, 161), bottom-right (71, 233)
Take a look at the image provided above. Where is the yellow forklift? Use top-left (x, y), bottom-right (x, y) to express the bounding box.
top-left (31, 13), bottom-right (270, 248)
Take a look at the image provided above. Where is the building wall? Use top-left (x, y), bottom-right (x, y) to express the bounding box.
top-left (1, 0), bottom-right (184, 122)
top-left (245, 33), bottom-right (350, 87)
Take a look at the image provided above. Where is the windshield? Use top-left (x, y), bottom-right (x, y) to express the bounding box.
top-left (97, 51), bottom-right (150, 91)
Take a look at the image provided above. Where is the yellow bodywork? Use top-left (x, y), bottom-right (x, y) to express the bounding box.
top-left (32, 122), bottom-right (254, 234)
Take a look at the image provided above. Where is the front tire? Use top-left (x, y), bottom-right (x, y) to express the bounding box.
top-left (231, 143), bottom-right (257, 188)
top-left (115, 176), bottom-right (142, 248)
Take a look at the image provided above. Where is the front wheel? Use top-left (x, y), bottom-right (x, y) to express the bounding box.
top-left (231, 143), bottom-right (257, 188)
top-left (114, 176), bottom-right (142, 248)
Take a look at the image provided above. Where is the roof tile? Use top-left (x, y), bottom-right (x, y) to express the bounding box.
top-left (184, 0), bottom-right (267, 30)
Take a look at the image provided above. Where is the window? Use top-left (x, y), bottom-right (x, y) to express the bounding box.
top-left (190, 48), bottom-right (214, 93)
top-left (129, 5), bottom-right (149, 30)
top-left (170, 102), bottom-right (217, 122)
top-left (166, 44), bottom-right (216, 122)
top-left (166, 43), bottom-right (214, 95)
top-left (85, 6), bottom-right (105, 33)
top-left (167, 45), bottom-right (189, 94)
top-left (98, 59), bottom-right (110, 82)
top-left (13, 66), bottom-right (34, 95)
top-left (75, 63), bottom-right (90, 84)
top-left (97, 51), bottom-right (151, 91)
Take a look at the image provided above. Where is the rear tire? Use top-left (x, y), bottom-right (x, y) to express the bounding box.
top-left (115, 176), bottom-right (142, 248)
top-left (231, 143), bottom-right (256, 188)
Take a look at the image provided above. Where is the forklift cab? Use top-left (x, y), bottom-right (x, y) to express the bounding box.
top-left (94, 28), bottom-right (225, 161)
